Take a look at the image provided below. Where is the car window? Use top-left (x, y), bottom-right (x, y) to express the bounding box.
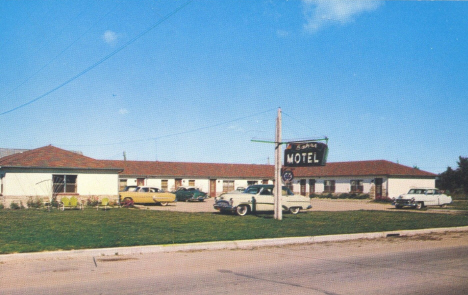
top-left (281, 187), bottom-right (294, 196)
top-left (260, 188), bottom-right (273, 195)
top-left (244, 187), bottom-right (260, 194)
top-left (140, 187), bottom-right (149, 192)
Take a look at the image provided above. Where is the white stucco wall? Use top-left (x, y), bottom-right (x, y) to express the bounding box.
top-left (78, 173), bottom-right (119, 196)
top-left (387, 177), bottom-right (436, 199)
top-left (0, 169), bottom-right (119, 197)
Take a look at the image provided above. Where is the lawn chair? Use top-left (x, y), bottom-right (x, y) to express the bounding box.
top-left (69, 196), bottom-right (83, 210)
top-left (59, 197), bottom-right (70, 211)
top-left (97, 198), bottom-right (110, 211)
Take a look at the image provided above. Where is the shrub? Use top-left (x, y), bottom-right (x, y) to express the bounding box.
top-left (87, 196), bottom-right (99, 207)
top-left (27, 197), bottom-right (43, 209)
top-left (0, 203), bottom-right (4, 210)
top-left (10, 201), bottom-right (25, 210)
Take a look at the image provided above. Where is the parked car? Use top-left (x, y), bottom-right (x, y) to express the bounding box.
top-left (174, 186), bottom-right (208, 202)
top-left (213, 184), bottom-right (312, 216)
top-left (119, 186), bottom-right (176, 206)
top-left (392, 188), bottom-right (452, 209)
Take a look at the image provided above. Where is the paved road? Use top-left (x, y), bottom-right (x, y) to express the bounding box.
top-left (1, 231), bottom-right (467, 294)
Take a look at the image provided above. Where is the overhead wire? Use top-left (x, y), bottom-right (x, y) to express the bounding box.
top-left (0, 0), bottom-right (192, 117)
top-left (58, 108), bottom-right (278, 147)
top-left (0, 1), bottom-right (121, 102)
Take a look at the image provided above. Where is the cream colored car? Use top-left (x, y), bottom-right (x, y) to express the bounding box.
top-left (214, 185), bottom-right (312, 216)
top-left (119, 186), bottom-right (176, 206)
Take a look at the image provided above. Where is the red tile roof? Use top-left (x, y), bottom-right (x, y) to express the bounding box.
top-left (0, 146), bottom-right (436, 178)
top-left (103, 159), bottom-right (435, 178)
top-left (0, 145), bottom-right (121, 170)
top-left (103, 160), bottom-right (273, 178)
top-left (293, 160), bottom-right (436, 178)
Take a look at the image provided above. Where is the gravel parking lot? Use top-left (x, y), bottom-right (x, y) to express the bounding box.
top-left (135, 197), bottom-right (393, 213)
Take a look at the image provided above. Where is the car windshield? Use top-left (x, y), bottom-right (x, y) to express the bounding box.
top-left (122, 186), bottom-right (138, 192)
top-left (244, 186), bottom-right (261, 194)
top-left (408, 189), bottom-right (427, 194)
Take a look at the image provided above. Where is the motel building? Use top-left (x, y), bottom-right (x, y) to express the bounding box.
top-left (0, 146), bottom-right (436, 207)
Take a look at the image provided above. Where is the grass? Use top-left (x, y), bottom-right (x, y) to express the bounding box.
top-left (0, 208), bottom-right (467, 254)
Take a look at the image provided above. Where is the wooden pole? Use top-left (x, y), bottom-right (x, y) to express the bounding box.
top-left (274, 108), bottom-right (282, 220)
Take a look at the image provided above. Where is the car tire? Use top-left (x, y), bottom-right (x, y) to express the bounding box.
top-left (289, 207), bottom-right (300, 214)
top-left (395, 205), bottom-right (403, 209)
top-left (415, 202), bottom-right (424, 210)
top-left (236, 205), bottom-right (249, 216)
top-left (160, 202), bottom-right (169, 206)
top-left (122, 197), bottom-right (133, 208)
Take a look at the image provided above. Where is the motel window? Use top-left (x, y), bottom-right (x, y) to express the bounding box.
top-left (324, 180), bottom-right (335, 193)
top-left (223, 180), bottom-right (235, 193)
top-left (53, 175), bottom-right (77, 194)
top-left (351, 180), bottom-right (364, 193)
top-left (119, 179), bottom-right (127, 191)
top-left (189, 180), bottom-right (195, 187)
top-left (161, 180), bottom-right (168, 191)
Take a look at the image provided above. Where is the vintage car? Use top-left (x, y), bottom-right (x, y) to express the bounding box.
top-left (213, 184), bottom-right (312, 216)
top-left (174, 186), bottom-right (208, 202)
top-left (119, 186), bottom-right (176, 206)
top-left (392, 188), bottom-right (452, 209)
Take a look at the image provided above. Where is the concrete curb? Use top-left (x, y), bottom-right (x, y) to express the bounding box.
top-left (2, 226), bottom-right (468, 262)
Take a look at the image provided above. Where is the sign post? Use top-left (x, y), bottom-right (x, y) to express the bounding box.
top-left (251, 108), bottom-right (328, 221)
top-left (274, 108), bottom-right (282, 220)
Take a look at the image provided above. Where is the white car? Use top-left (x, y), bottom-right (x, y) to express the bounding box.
top-left (393, 188), bottom-right (452, 209)
top-left (213, 184), bottom-right (312, 216)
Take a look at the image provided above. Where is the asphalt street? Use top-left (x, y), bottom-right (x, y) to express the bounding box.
top-left (1, 231), bottom-right (467, 295)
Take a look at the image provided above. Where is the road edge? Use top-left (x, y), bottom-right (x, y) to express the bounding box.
top-left (2, 226), bottom-right (468, 262)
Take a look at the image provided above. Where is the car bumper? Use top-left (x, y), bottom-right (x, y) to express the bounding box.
top-left (393, 199), bottom-right (416, 207)
top-left (213, 202), bottom-right (235, 212)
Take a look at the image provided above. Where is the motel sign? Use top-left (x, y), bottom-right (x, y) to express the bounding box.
top-left (284, 141), bottom-right (328, 167)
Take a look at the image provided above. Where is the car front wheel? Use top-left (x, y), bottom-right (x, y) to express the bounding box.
top-left (415, 202), bottom-right (424, 210)
top-left (236, 205), bottom-right (249, 216)
top-left (289, 207), bottom-right (301, 214)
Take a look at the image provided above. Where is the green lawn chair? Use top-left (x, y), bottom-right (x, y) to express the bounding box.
top-left (70, 196), bottom-right (83, 210)
top-left (97, 198), bottom-right (109, 211)
top-left (60, 197), bottom-right (70, 211)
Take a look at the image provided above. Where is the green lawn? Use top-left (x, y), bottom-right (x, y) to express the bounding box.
top-left (1, 208), bottom-right (467, 254)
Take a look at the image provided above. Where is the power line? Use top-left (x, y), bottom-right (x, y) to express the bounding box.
top-left (1, 2), bottom-right (120, 102)
top-left (0, 0), bottom-right (192, 117)
top-left (58, 108), bottom-right (277, 147)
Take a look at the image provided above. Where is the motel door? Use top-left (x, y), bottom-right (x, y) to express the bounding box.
top-left (300, 179), bottom-right (307, 196)
top-left (175, 179), bottom-right (182, 190)
top-left (210, 179), bottom-right (217, 197)
top-left (375, 178), bottom-right (383, 200)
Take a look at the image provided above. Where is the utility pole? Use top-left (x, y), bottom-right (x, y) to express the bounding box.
top-left (274, 108), bottom-right (282, 220)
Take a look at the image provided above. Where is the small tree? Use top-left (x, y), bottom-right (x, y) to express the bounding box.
top-left (439, 156), bottom-right (468, 198)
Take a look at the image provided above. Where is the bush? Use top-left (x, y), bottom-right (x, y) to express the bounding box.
top-left (27, 197), bottom-right (43, 209)
top-left (0, 203), bottom-right (4, 210)
top-left (87, 196), bottom-right (99, 207)
top-left (310, 193), bottom-right (371, 200)
top-left (10, 201), bottom-right (25, 210)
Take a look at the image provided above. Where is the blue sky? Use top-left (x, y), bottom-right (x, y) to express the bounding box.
top-left (0, 0), bottom-right (467, 174)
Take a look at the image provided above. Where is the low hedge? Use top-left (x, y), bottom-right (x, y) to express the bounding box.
top-left (310, 193), bottom-right (371, 200)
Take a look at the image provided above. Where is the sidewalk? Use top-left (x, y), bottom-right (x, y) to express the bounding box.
top-left (2, 226), bottom-right (468, 262)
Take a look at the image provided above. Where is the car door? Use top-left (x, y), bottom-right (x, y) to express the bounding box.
top-left (255, 187), bottom-right (274, 211)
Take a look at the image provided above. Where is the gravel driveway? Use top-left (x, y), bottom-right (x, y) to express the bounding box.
top-left (135, 197), bottom-right (393, 213)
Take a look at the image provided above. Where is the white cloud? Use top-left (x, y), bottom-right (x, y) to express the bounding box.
top-left (103, 30), bottom-right (118, 45)
top-left (119, 108), bottom-right (128, 115)
top-left (302, 0), bottom-right (383, 33)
